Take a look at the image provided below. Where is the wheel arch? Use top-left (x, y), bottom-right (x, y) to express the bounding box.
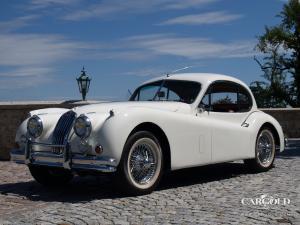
top-left (127, 122), bottom-right (171, 171)
top-left (246, 111), bottom-right (284, 153)
top-left (260, 122), bottom-right (281, 152)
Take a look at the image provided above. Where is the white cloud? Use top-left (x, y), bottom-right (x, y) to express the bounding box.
top-left (0, 15), bottom-right (39, 32)
top-left (93, 49), bottom-right (157, 61)
top-left (0, 33), bottom-right (98, 89)
top-left (0, 67), bottom-right (53, 78)
top-left (122, 34), bottom-right (255, 59)
top-left (0, 67), bottom-right (52, 89)
top-left (29, 0), bottom-right (81, 9)
top-left (0, 76), bottom-right (50, 89)
top-left (0, 31), bottom-right (255, 89)
top-left (121, 68), bottom-right (170, 77)
top-left (0, 33), bottom-right (94, 67)
top-left (82, 33), bottom-right (255, 61)
top-left (159, 11), bottom-right (243, 26)
top-left (63, 0), bottom-right (218, 21)
top-left (164, 0), bottom-right (218, 9)
top-left (121, 64), bottom-right (203, 77)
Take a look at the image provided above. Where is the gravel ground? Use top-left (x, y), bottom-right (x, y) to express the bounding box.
top-left (0, 147), bottom-right (299, 225)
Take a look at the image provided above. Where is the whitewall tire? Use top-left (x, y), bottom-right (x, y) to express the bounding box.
top-left (244, 128), bottom-right (276, 172)
top-left (117, 131), bottom-right (164, 194)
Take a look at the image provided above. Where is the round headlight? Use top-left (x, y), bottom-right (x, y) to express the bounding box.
top-left (74, 115), bottom-right (92, 139)
top-left (27, 115), bottom-right (43, 138)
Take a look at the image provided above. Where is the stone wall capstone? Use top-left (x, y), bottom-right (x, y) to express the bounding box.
top-left (0, 102), bottom-right (299, 160)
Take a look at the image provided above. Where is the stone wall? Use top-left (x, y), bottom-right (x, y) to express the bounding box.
top-left (261, 108), bottom-right (300, 138)
top-left (0, 102), bottom-right (299, 160)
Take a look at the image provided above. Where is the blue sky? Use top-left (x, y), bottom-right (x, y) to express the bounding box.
top-left (0, 0), bottom-right (286, 101)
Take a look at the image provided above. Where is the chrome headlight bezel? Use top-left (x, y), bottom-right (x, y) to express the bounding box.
top-left (74, 115), bottom-right (92, 139)
top-left (27, 115), bottom-right (43, 138)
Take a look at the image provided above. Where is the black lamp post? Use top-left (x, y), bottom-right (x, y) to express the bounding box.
top-left (76, 66), bottom-right (91, 101)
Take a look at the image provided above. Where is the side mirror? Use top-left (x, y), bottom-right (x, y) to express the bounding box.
top-left (197, 104), bottom-right (206, 113)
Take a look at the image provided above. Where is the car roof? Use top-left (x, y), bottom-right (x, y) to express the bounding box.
top-left (140, 72), bottom-right (257, 109)
top-left (142, 73), bottom-right (246, 87)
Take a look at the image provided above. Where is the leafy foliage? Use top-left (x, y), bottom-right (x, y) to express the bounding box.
top-left (251, 0), bottom-right (300, 107)
top-left (213, 95), bottom-right (234, 105)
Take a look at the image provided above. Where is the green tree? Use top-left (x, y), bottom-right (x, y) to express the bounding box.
top-left (252, 0), bottom-right (300, 107)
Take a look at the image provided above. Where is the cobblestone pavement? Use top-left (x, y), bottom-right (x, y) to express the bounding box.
top-left (0, 148), bottom-right (299, 225)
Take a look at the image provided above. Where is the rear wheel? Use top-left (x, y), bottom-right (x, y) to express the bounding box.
top-left (244, 128), bottom-right (276, 172)
top-left (29, 165), bottom-right (73, 186)
top-left (116, 131), bottom-right (164, 195)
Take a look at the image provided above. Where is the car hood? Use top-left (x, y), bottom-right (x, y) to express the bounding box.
top-left (73, 101), bottom-right (192, 115)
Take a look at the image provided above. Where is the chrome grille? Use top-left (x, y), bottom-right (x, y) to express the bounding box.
top-left (52, 111), bottom-right (76, 153)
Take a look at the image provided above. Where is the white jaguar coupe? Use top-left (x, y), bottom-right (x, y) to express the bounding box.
top-left (11, 73), bottom-right (284, 194)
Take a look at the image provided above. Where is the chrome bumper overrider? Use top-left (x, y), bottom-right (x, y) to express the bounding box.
top-left (10, 140), bottom-right (117, 172)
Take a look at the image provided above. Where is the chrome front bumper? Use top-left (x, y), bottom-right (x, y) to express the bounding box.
top-left (10, 140), bottom-right (117, 172)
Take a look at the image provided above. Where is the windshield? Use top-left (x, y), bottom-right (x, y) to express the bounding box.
top-left (130, 80), bottom-right (201, 104)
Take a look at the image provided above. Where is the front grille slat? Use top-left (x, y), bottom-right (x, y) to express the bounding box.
top-left (63, 115), bottom-right (73, 143)
top-left (57, 116), bottom-right (66, 143)
top-left (58, 117), bottom-right (67, 144)
top-left (52, 111), bottom-right (76, 153)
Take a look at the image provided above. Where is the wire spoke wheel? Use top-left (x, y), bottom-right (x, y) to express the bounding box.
top-left (127, 137), bottom-right (162, 189)
top-left (256, 129), bottom-right (275, 167)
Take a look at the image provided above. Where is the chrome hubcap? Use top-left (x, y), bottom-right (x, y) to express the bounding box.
top-left (128, 138), bottom-right (161, 188)
top-left (257, 130), bottom-right (274, 166)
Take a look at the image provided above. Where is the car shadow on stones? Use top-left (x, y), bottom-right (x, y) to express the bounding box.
top-left (0, 162), bottom-right (250, 202)
top-left (0, 147), bottom-right (298, 202)
top-left (159, 161), bottom-right (253, 191)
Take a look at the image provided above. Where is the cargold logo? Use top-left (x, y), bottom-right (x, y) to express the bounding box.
top-left (241, 194), bottom-right (290, 209)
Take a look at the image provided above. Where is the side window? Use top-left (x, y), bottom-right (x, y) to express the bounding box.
top-left (210, 82), bottom-right (238, 113)
top-left (167, 89), bottom-right (181, 102)
top-left (237, 85), bottom-right (252, 112)
top-left (200, 81), bottom-right (252, 113)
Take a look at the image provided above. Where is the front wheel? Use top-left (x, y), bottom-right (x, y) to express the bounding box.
top-left (29, 165), bottom-right (73, 186)
top-left (116, 131), bottom-right (164, 195)
top-left (244, 128), bottom-right (276, 172)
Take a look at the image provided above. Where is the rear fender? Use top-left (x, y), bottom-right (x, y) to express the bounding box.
top-left (244, 111), bottom-right (284, 153)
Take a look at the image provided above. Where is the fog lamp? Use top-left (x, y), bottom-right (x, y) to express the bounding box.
top-left (95, 145), bottom-right (103, 155)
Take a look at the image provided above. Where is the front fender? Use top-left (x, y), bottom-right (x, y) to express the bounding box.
top-left (93, 107), bottom-right (200, 168)
top-left (91, 108), bottom-right (168, 165)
